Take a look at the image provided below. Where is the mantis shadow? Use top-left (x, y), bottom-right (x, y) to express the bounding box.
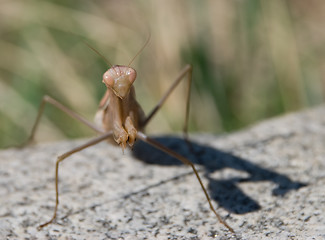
top-left (132, 135), bottom-right (306, 214)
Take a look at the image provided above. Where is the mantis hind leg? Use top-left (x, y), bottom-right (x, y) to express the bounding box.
top-left (141, 64), bottom-right (192, 136)
top-left (136, 131), bottom-right (235, 234)
top-left (141, 64), bottom-right (195, 152)
top-left (26, 95), bottom-right (104, 146)
top-left (38, 131), bottom-right (112, 229)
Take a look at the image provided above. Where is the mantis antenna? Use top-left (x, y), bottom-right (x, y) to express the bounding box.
top-left (84, 33), bottom-right (150, 68)
top-left (84, 41), bottom-right (113, 68)
top-left (128, 33), bottom-right (151, 67)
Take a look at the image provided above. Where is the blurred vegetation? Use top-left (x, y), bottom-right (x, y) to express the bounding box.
top-left (0, 0), bottom-right (324, 148)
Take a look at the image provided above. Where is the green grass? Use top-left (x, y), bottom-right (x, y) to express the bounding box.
top-left (0, 0), bottom-right (324, 148)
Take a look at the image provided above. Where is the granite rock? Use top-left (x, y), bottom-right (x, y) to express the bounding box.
top-left (0, 106), bottom-right (324, 239)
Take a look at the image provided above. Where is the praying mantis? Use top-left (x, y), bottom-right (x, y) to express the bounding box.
top-left (28, 36), bottom-right (235, 234)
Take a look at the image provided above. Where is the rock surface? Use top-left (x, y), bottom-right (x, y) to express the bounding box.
top-left (0, 106), bottom-right (325, 239)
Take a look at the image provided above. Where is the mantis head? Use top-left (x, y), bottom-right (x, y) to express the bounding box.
top-left (102, 65), bottom-right (137, 99)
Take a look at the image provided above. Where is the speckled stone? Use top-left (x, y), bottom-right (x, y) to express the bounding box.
top-left (0, 105), bottom-right (324, 239)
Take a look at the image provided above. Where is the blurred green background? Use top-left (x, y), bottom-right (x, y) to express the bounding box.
top-left (1, 0), bottom-right (324, 148)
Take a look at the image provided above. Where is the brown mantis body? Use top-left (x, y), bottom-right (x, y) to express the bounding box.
top-left (29, 41), bottom-right (234, 234)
